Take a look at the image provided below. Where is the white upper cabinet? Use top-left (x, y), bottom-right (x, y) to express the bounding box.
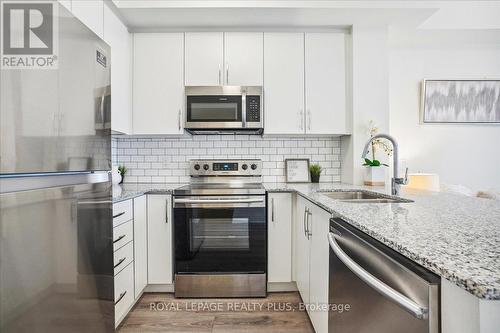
top-left (305, 32), bottom-right (347, 135)
top-left (133, 33), bottom-right (184, 135)
top-left (185, 32), bottom-right (224, 86)
top-left (103, 3), bottom-right (132, 134)
top-left (224, 32), bottom-right (263, 86)
top-left (71, 1), bottom-right (104, 38)
top-left (264, 33), bottom-right (305, 135)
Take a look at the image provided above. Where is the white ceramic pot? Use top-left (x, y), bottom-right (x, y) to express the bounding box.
top-left (364, 166), bottom-right (386, 186)
top-left (112, 166), bottom-right (122, 185)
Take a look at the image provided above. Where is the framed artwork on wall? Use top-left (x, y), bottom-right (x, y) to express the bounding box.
top-left (285, 159), bottom-right (310, 183)
top-left (421, 79), bottom-right (500, 124)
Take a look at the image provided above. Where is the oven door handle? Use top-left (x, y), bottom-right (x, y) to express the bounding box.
top-left (174, 198), bottom-right (265, 204)
top-left (328, 232), bottom-right (428, 319)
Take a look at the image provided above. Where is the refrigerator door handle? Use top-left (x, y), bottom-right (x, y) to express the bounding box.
top-left (328, 232), bottom-right (428, 319)
top-left (0, 172), bottom-right (110, 194)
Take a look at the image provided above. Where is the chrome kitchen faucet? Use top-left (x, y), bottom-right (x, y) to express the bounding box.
top-left (362, 133), bottom-right (408, 196)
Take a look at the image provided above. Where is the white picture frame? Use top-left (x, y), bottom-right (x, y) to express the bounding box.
top-left (421, 79), bottom-right (500, 124)
top-left (285, 159), bottom-right (310, 183)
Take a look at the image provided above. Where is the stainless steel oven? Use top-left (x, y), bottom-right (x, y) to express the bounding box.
top-left (184, 86), bottom-right (263, 134)
top-left (173, 160), bottom-right (267, 298)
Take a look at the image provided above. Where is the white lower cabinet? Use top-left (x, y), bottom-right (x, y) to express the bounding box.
top-left (114, 262), bottom-right (134, 328)
top-left (294, 195), bottom-right (311, 303)
top-left (294, 195), bottom-right (331, 333)
top-left (113, 199), bottom-right (135, 328)
top-left (133, 195), bottom-right (148, 298)
top-left (307, 202), bottom-right (331, 333)
top-left (147, 195), bottom-right (173, 284)
top-left (268, 193), bottom-right (293, 283)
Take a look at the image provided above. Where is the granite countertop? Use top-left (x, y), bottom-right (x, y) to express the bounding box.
top-left (113, 182), bottom-right (500, 300)
top-left (112, 183), bottom-right (184, 202)
top-left (265, 182), bottom-right (500, 300)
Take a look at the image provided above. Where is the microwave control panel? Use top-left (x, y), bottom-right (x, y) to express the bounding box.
top-left (246, 96), bottom-right (261, 122)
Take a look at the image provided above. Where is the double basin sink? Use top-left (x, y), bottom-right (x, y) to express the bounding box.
top-left (320, 191), bottom-right (413, 204)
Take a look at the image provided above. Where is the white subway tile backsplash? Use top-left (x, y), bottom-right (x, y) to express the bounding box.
top-left (113, 135), bottom-right (341, 183)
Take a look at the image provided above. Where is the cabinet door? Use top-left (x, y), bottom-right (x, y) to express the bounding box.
top-left (147, 195), bottom-right (173, 284)
top-left (133, 33), bottom-right (184, 135)
top-left (264, 33), bottom-right (305, 135)
top-left (185, 32), bottom-right (223, 86)
top-left (308, 204), bottom-right (331, 333)
top-left (224, 32), bottom-right (263, 86)
top-left (133, 195), bottom-right (147, 298)
top-left (268, 193), bottom-right (292, 283)
top-left (71, 0), bottom-right (104, 38)
top-left (305, 32), bottom-right (347, 135)
top-left (104, 3), bottom-right (132, 134)
top-left (293, 195), bottom-right (311, 303)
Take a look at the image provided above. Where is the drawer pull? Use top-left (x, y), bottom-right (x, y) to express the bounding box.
top-left (114, 257), bottom-right (126, 269)
top-left (113, 212), bottom-right (125, 219)
top-left (115, 291), bottom-right (127, 305)
top-left (113, 234), bottom-right (126, 243)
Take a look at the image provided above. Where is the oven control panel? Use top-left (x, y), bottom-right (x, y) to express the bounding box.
top-left (213, 163), bottom-right (238, 171)
top-left (190, 160), bottom-right (262, 176)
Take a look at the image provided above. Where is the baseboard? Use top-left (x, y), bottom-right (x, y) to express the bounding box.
top-left (267, 282), bottom-right (297, 292)
top-left (144, 284), bottom-right (175, 292)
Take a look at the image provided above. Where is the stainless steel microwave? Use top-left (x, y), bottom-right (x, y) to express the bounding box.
top-left (184, 86), bottom-right (263, 135)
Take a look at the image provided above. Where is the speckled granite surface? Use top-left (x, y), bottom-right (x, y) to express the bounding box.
top-left (112, 183), bottom-right (184, 202)
top-left (265, 183), bottom-right (500, 300)
top-left (113, 182), bottom-right (500, 300)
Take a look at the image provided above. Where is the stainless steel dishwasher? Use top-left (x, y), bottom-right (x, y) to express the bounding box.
top-left (328, 218), bottom-right (440, 333)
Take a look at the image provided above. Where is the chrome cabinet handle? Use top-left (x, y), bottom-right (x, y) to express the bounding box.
top-left (328, 232), bottom-right (428, 319)
top-left (113, 212), bottom-right (125, 219)
top-left (114, 291), bottom-right (127, 305)
top-left (271, 198), bottom-right (275, 222)
top-left (307, 109), bottom-right (311, 131)
top-left (218, 64), bottom-right (221, 85)
top-left (299, 109), bottom-right (304, 131)
top-left (226, 64), bottom-right (229, 84)
top-left (307, 210), bottom-right (312, 239)
top-left (113, 234), bottom-right (125, 243)
top-left (114, 257), bottom-right (126, 269)
top-left (303, 207), bottom-right (308, 237)
top-left (178, 109), bottom-right (182, 131)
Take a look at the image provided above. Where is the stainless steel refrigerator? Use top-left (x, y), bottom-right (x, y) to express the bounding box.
top-left (0, 2), bottom-right (113, 332)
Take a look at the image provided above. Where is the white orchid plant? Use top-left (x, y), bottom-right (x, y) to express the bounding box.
top-left (363, 120), bottom-right (393, 167)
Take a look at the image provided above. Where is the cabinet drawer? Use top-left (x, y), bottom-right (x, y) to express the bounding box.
top-left (113, 199), bottom-right (133, 227)
top-left (114, 241), bottom-right (133, 276)
top-left (113, 220), bottom-right (133, 251)
top-left (114, 262), bottom-right (134, 327)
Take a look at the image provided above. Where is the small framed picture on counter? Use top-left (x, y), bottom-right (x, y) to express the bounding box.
top-left (285, 159), bottom-right (310, 183)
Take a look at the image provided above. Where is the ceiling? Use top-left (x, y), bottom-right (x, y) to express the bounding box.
top-left (111, 0), bottom-right (500, 31)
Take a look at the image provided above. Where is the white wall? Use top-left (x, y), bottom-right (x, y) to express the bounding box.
top-left (389, 29), bottom-right (500, 191)
top-left (342, 24), bottom-right (390, 185)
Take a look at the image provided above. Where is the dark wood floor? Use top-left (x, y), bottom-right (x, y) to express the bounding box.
top-left (118, 292), bottom-right (314, 333)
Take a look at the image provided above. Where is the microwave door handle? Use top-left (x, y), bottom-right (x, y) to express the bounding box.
top-left (242, 90), bottom-right (247, 128)
top-left (328, 232), bottom-right (428, 319)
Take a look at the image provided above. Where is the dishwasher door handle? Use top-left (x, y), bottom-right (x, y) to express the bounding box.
top-left (328, 232), bottom-right (428, 319)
